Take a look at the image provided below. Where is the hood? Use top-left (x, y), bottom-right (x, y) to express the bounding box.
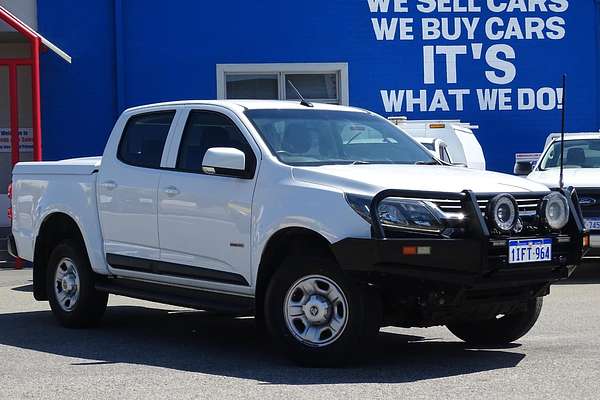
top-left (292, 164), bottom-right (550, 196)
top-left (528, 168), bottom-right (600, 189)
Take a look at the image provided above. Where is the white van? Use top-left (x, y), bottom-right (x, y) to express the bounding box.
top-left (389, 118), bottom-right (486, 170)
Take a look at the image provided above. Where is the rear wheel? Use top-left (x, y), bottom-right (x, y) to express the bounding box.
top-left (46, 240), bottom-right (108, 328)
top-left (447, 297), bottom-right (543, 345)
top-left (264, 255), bottom-right (381, 367)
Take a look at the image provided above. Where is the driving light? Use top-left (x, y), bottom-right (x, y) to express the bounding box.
top-left (486, 194), bottom-right (518, 233)
top-left (540, 192), bottom-right (569, 230)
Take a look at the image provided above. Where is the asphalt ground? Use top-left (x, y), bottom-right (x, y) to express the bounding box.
top-left (1, 265), bottom-right (600, 400)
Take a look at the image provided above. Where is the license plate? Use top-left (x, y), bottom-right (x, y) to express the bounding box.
top-left (508, 239), bottom-right (552, 264)
top-left (585, 217), bottom-right (600, 231)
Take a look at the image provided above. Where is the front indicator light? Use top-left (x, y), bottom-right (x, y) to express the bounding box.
top-left (402, 246), bottom-right (417, 255)
top-left (583, 233), bottom-right (590, 249)
top-left (402, 246), bottom-right (431, 256)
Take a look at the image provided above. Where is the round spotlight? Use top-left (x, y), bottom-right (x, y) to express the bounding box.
top-left (540, 192), bottom-right (569, 230)
top-left (487, 194), bottom-right (518, 233)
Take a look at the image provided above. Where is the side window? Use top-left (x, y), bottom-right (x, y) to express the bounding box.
top-left (176, 111), bottom-right (256, 178)
top-left (118, 111), bottom-right (175, 168)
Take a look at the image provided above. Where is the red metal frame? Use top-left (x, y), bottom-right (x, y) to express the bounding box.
top-left (0, 8), bottom-right (46, 269)
top-left (0, 8), bottom-right (43, 165)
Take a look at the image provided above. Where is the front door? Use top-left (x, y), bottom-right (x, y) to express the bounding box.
top-left (157, 108), bottom-right (259, 287)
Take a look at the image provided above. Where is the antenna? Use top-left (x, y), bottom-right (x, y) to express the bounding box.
top-left (559, 74), bottom-right (566, 189)
top-left (287, 80), bottom-right (313, 108)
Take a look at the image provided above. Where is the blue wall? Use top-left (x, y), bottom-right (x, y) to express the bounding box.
top-left (37, 0), bottom-right (117, 160)
top-left (38, 0), bottom-right (600, 172)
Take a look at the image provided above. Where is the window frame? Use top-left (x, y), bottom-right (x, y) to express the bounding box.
top-left (169, 109), bottom-right (258, 179)
top-left (116, 110), bottom-right (177, 170)
top-left (216, 63), bottom-right (349, 105)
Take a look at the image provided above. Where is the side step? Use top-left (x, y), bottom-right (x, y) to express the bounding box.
top-left (95, 278), bottom-right (254, 315)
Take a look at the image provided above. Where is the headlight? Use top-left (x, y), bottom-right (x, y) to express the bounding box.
top-left (345, 194), bottom-right (446, 233)
top-left (539, 192), bottom-right (569, 230)
top-left (486, 194), bottom-right (518, 233)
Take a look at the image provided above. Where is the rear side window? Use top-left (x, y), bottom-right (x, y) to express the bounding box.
top-left (176, 111), bottom-right (256, 177)
top-left (118, 111), bottom-right (175, 168)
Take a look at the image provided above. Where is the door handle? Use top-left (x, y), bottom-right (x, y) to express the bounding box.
top-left (163, 186), bottom-right (180, 196)
top-left (101, 180), bottom-right (117, 190)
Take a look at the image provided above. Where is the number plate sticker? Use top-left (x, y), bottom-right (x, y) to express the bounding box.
top-left (508, 239), bottom-right (552, 264)
top-left (584, 218), bottom-right (600, 231)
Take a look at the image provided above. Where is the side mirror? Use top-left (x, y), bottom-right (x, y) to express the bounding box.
top-left (514, 161), bottom-right (534, 176)
top-left (202, 147), bottom-right (246, 177)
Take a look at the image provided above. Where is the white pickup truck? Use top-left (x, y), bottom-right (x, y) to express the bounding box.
top-left (525, 133), bottom-right (600, 258)
top-left (8, 100), bottom-right (588, 366)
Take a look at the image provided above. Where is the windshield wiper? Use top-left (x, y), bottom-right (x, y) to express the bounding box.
top-left (414, 160), bottom-right (440, 165)
top-left (351, 160), bottom-right (373, 165)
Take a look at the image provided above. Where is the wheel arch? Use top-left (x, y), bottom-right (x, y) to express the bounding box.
top-left (32, 212), bottom-right (88, 300)
top-left (255, 227), bottom-right (335, 317)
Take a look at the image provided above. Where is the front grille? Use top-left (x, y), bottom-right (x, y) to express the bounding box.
top-left (576, 189), bottom-right (600, 218)
top-left (431, 193), bottom-right (547, 237)
top-left (432, 196), bottom-right (542, 215)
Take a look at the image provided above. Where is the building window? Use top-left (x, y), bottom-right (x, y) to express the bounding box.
top-left (217, 63), bottom-right (349, 105)
top-left (226, 74), bottom-right (279, 100)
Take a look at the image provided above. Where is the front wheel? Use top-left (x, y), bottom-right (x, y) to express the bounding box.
top-left (447, 297), bottom-right (543, 345)
top-left (264, 255), bottom-right (381, 367)
top-left (46, 240), bottom-right (108, 328)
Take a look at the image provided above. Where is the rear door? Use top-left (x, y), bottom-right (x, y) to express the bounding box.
top-left (157, 106), bottom-right (259, 289)
top-left (97, 110), bottom-right (178, 264)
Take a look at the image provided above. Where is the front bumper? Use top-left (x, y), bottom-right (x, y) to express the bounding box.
top-left (332, 188), bottom-right (588, 289)
top-left (332, 235), bottom-right (579, 287)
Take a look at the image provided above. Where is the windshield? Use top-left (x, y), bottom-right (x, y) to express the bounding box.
top-left (244, 109), bottom-right (437, 166)
top-left (539, 139), bottom-right (600, 170)
top-left (421, 142), bottom-right (435, 151)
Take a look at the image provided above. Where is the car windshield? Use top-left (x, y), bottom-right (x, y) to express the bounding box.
top-left (539, 138), bottom-right (600, 170)
top-left (244, 109), bottom-right (437, 166)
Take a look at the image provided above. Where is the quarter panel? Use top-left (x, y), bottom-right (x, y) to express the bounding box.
top-left (12, 173), bottom-right (109, 274)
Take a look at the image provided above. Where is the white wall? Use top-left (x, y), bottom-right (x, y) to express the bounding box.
top-left (0, 0), bottom-right (37, 30)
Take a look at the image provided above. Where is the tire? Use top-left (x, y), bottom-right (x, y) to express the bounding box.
top-left (264, 255), bottom-right (381, 367)
top-left (46, 240), bottom-right (108, 328)
top-left (447, 297), bottom-right (543, 346)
